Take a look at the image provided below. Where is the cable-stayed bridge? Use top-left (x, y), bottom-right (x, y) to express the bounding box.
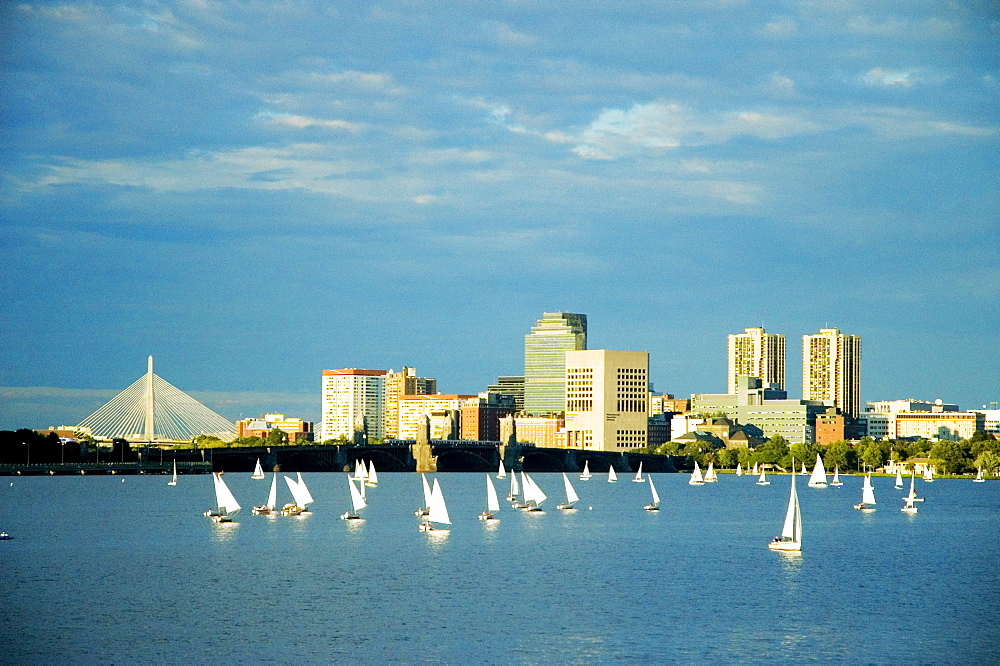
top-left (77, 357), bottom-right (235, 443)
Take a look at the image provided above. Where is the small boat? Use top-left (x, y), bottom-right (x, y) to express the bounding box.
top-left (632, 461), bottom-right (646, 483)
top-left (580, 460), bottom-right (592, 481)
top-left (365, 461), bottom-right (378, 487)
top-left (756, 468), bottom-right (770, 486)
top-left (801, 462), bottom-right (807, 475)
top-left (252, 472), bottom-right (279, 515)
top-left (973, 467), bottom-right (985, 483)
top-left (923, 466), bottom-right (934, 482)
top-left (480, 474), bottom-right (501, 520)
top-left (415, 473), bottom-right (432, 516)
top-left (704, 462), bottom-right (718, 483)
top-left (205, 472), bottom-right (241, 523)
top-left (557, 473), bottom-right (579, 510)
top-left (0, 532), bottom-right (10, 540)
top-left (830, 467), bottom-right (843, 487)
top-left (644, 476), bottom-right (660, 511)
top-left (497, 459), bottom-right (506, 479)
top-left (751, 462), bottom-right (759, 475)
top-left (251, 458), bottom-right (265, 479)
top-left (340, 475), bottom-right (366, 520)
top-left (521, 472), bottom-right (547, 512)
top-left (506, 471), bottom-right (520, 503)
top-left (901, 472), bottom-right (920, 513)
top-left (895, 468), bottom-right (904, 489)
top-left (419, 478), bottom-right (451, 533)
top-left (808, 453), bottom-right (827, 488)
top-left (281, 472), bottom-right (314, 515)
top-left (735, 463), bottom-right (743, 477)
top-left (768, 461), bottom-right (802, 552)
top-left (607, 466), bottom-right (618, 483)
top-left (167, 460), bottom-right (178, 486)
top-left (854, 474), bottom-right (876, 511)
top-left (354, 459), bottom-right (368, 483)
top-left (689, 461), bottom-right (705, 485)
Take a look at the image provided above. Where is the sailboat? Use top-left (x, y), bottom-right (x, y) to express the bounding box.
top-left (252, 472), bottom-right (279, 515)
top-left (506, 471), bottom-right (520, 503)
top-left (974, 467), bottom-right (985, 483)
top-left (167, 460), bottom-right (178, 486)
top-left (341, 475), bottom-right (366, 520)
top-left (854, 474), bottom-right (876, 511)
top-left (479, 474), bottom-right (501, 520)
top-left (901, 473), bottom-right (919, 513)
top-left (419, 478), bottom-right (451, 532)
top-left (251, 458), bottom-right (265, 479)
top-left (923, 465), bottom-right (934, 482)
top-left (704, 462), bottom-right (718, 483)
top-left (808, 453), bottom-right (828, 488)
top-left (415, 473), bottom-right (432, 516)
top-left (689, 461), bottom-right (705, 485)
top-left (497, 459), bottom-right (506, 479)
top-left (895, 467), bottom-right (904, 489)
top-left (830, 467), bottom-right (843, 487)
top-left (644, 476), bottom-right (660, 511)
top-left (632, 461), bottom-right (646, 483)
top-left (365, 462), bottom-right (378, 487)
top-left (557, 473), bottom-right (579, 510)
top-left (281, 473), bottom-right (314, 515)
top-left (580, 460), bottom-right (592, 481)
top-left (800, 462), bottom-right (807, 475)
top-left (205, 472), bottom-right (241, 523)
top-left (735, 463), bottom-right (743, 477)
top-left (354, 459), bottom-right (368, 483)
top-left (510, 472), bottom-right (530, 509)
top-left (521, 473), bottom-right (547, 512)
top-left (768, 462), bottom-right (802, 552)
top-left (751, 462), bottom-right (759, 475)
top-left (756, 468), bottom-right (770, 486)
top-left (607, 466), bottom-right (618, 483)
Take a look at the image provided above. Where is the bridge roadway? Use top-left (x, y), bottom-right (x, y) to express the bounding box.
top-left (206, 441), bottom-right (679, 475)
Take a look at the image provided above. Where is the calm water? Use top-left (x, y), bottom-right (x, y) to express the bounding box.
top-left (2, 472), bottom-right (998, 663)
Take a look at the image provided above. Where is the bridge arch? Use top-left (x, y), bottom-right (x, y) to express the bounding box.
top-left (521, 450), bottom-right (565, 472)
top-left (435, 448), bottom-right (493, 472)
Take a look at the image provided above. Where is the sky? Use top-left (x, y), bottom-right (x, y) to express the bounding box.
top-left (1, 1), bottom-right (998, 431)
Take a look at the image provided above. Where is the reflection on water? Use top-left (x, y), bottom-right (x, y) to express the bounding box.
top-left (209, 521), bottom-right (239, 543)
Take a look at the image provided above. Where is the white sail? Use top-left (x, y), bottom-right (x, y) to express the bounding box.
top-left (357, 459), bottom-right (368, 481)
top-left (633, 461), bottom-right (645, 482)
top-left (801, 462), bottom-right (807, 475)
top-left (509, 470), bottom-right (520, 497)
top-left (752, 462), bottom-right (759, 475)
top-left (366, 462), bottom-right (378, 486)
top-left (296, 472), bottom-right (315, 506)
top-left (497, 460), bottom-right (506, 478)
top-left (704, 462), bottom-right (717, 482)
top-left (649, 476), bottom-right (660, 506)
top-left (284, 475), bottom-right (311, 509)
top-left (428, 478), bottom-right (451, 525)
top-left (608, 466), bottom-right (618, 483)
top-left (780, 470), bottom-right (802, 544)
top-left (580, 460), bottom-right (591, 480)
top-left (214, 473), bottom-right (241, 515)
top-left (690, 461), bottom-right (704, 485)
top-left (861, 474), bottom-right (876, 505)
top-left (757, 469), bottom-right (769, 485)
top-left (974, 467), bottom-right (984, 482)
top-left (808, 453), bottom-right (827, 487)
top-left (735, 463), bottom-right (743, 476)
top-left (266, 473), bottom-right (278, 510)
top-left (486, 475), bottom-right (501, 512)
top-left (831, 467), bottom-right (842, 486)
top-left (562, 473), bottom-right (579, 504)
top-left (523, 473), bottom-right (547, 506)
top-left (923, 466), bottom-right (934, 481)
top-left (422, 473), bottom-right (433, 508)
top-left (251, 458), bottom-right (265, 479)
top-left (895, 468), bottom-right (904, 488)
top-left (348, 475), bottom-right (367, 512)
top-left (168, 460), bottom-right (177, 486)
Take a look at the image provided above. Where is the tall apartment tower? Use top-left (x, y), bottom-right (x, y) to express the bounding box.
top-left (319, 369), bottom-right (387, 442)
top-left (802, 328), bottom-right (862, 418)
top-left (564, 349), bottom-right (649, 450)
top-left (383, 367), bottom-right (437, 439)
top-left (727, 327), bottom-right (786, 393)
top-left (523, 312), bottom-right (587, 415)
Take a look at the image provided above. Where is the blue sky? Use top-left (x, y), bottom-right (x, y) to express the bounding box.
top-left (2, 1), bottom-right (998, 430)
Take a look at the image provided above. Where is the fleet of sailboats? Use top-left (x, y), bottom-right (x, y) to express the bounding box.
top-left (768, 463), bottom-right (802, 552)
top-left (854, 474), bottom-right (876, 511)
top-left (807, 453), bottom-right (827, 488)
top-left (557, 473), bottom-right (579, 510)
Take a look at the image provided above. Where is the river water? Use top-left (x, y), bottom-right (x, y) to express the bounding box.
top-left (2, 472), bottom-right (998, 663)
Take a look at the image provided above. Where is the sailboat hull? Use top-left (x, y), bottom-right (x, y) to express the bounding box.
top-left (478, 511), bottom-right (496, 521)
top-left (768, 539), bottom-right (801, 552)
top-left (556, 502), bottom-right (576, 510)
top-left (853, 503), bottom-right (875, 512)
top-left (644, 504), bottom-right (660, 511)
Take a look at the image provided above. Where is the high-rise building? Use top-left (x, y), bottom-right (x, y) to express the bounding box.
top-left (802, 328), bottom-right (862, 418)
top-left (727, 327), bottom-right (785, 393)
top-left (564, 349), bottom-right (649, 451)
top-left (487, 376), bottom-right (525, 413)
top-left (383, 367), bottom-right (437, 438)
top-left (319, 369), bottom-right (387, 442)
top-left (523, 312), bottom-right (587, 415)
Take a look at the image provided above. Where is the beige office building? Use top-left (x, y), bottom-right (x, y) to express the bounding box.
top-left (802, 328), bottom-right (862, 418)
top-left (728, 327), bottom-right (785, 393)
top-left (564, 349), bottom-right (649, 451)
top-left (382, 367), bottom-right (437, 438)
top-left (397, 394), bottom-right (479, 440)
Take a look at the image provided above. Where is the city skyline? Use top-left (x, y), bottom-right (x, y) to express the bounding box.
top-left (2, 2), bottom-right (998, 429)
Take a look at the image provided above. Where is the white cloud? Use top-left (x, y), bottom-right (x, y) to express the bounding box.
top-left (487, 21), bottom-right (539, 47)
top-left (861, 68), bottom-right (918, 87)
top-left (257, 113), bottom-right (366, 132)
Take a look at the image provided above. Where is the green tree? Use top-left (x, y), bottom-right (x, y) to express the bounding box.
top-left (717, 447), bottom-right (740, 468)
top-left (790, 441), bottom-right (819, 469)
top-left (824, 440), bottom-right (852, 471)
top-left (930, 439), bottom-right (971, 474)
top-left (755, 435), bottom-right (790, 467)
top-left (265, 428), bottom-right (289, 446)
top-left (974, 450), bottom-right (1000, 476)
